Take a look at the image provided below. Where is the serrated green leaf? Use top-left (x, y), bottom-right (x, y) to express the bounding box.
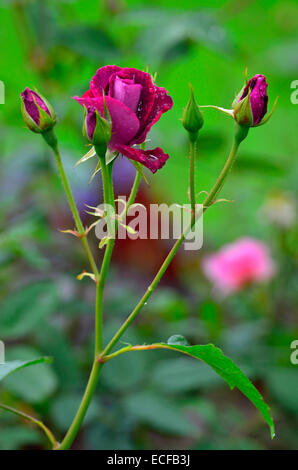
top-left (4, 347), bottom-right (57, 403)
top-left (143, 342), bottom-right (275, 438)
top-left (0, 357), bottom-right (52, 382)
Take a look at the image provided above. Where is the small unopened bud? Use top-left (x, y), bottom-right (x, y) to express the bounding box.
top-left (83, 105), bottom-right (112, 156)
top-left (182, 84), bottom-right (204, 142)
top-left (20, 87), bottom-right (56, 133)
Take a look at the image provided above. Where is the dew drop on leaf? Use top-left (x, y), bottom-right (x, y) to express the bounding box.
top-left (167, 335), bottom-right (190, 346)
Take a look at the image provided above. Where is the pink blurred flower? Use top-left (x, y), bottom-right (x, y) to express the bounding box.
top-left (202, 237), bottom-right (276, 293)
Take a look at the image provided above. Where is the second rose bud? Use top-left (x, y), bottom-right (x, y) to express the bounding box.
top-left (83, 104), bottom-right (112, 156)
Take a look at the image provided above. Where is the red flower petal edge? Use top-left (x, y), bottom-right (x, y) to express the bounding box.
top-left (114, 145), bottom-right (169, 173)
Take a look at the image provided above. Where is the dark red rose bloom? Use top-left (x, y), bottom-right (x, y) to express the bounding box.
top-left (238, 74), bottom-right (268, 126)
top-left (74, 66), bottom-right (173, 172)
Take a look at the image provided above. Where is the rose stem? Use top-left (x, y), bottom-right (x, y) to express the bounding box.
top-left (189, 139), bottom-right (196, 216)
top-left (52, 145), bottom-right (99, 278)
top-left (58, 150), bottom-right (116, 450)
top-left (94, 154), bottom-right (116, 355)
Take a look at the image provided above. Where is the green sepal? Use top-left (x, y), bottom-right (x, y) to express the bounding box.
top-left (233, 88), bottom-right (253, 127)
top-left (33, 88), bottom-right (56, 120)
top-left (257, 96), bottom-right (279, 127)
top-left (35, 101), bottom-right (56, 132)
top-left (75, 146), bottom-right (97, 167)
top-left (200, 105), bottom-right (234, 118)
top-left (84, 106), bottom-right (112, 153)
top-left (231, 85), bottom-right (246, 109)
top-left (232, 68), bottom-right (248, 108)
top-left (243, 66), bottom-right (248, 85)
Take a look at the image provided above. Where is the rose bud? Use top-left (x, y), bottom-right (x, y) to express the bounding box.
top-left (83, 104), bottom-right (112, 155)
top-left (182, 84), bottom-right (204, 141)
top-left (233, 74), bottom-right (277, 128)
top-left (74, 65), bottom-right (173, 173)
top-left (20, 87), bottom-right (56, 133)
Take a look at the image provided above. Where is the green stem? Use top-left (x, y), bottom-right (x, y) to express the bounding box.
top-left (107, 156), bottom-right (116, 213)
top-left (0, 403), bottom-right (58, 449)
top-left (58, 152), bottom-right (116, 450)
top-left (57, 361), bottom-right (103, 450)
top-left (99, 126), bottom-right (248, 359)
top-left (52, 145), bottom-right (99, 278)
top-left (189, 140), bottom-right (196, 215)
top-left (94, 280), bottom-right (103, 355)
top-left (95, 156), bottom-right (116, 356)
top-left (127, 171), bottom-right (142, 211)
top-left (203, 124), bottom-right (248, 210)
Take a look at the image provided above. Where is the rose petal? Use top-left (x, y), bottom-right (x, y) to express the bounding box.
top-left (90, 65), bottom-right (122, 95)
top-left (250, 76), bottom-right (268, 125)
top-left (109, 68), bottom-right (156, 134)
top-left (112, 76), bottom-right (142, 113)
top-left (85, 106), bottom-right (97, 140)
top-left (73, 95), bottom-right (140, 146)
top-left (81, 89), bottom-right (95, 99)
top-left (132, 85), bottom-right (173, 145)
top-left (239, 74), bottom-right (268, 125)
top-left (114, 144), bottom-right (169, 173)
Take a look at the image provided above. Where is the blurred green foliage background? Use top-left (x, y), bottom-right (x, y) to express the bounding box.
top-left (0, 0), bottom-right (297, 450)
